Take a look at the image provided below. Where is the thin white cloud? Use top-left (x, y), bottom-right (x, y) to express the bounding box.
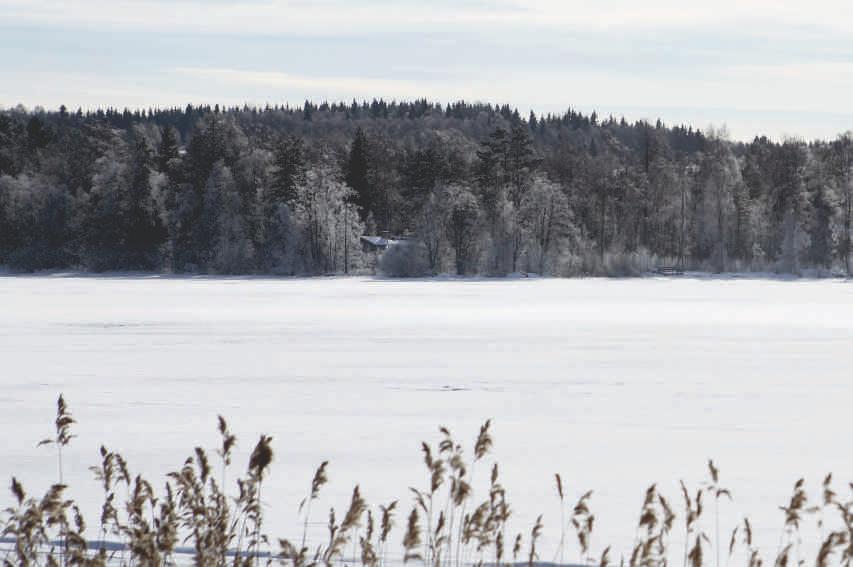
top-left (171, 67), bottom-right (459, 99)
top-left (3, 0), bottom-right (853, 140)
top-left (0, 0), bottom-right (517, 34)
top-left (717, 62), bottom-right (853, 113)
top-left (520, 0), bottom-right (853, 33)
top-left (0, 70), bottom-right (208, 110)
top-left (4, 66), bottom-right (852, 141)
top-left (4, 0), bottom-right (853, 35)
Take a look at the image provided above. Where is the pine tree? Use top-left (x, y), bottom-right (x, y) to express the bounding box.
top-left (270, 136), bottom-right (306, 206)
top-left (156, 126), bottom-right (180, 174)
top-left (475, 127), bottom-right (509, 218)
top-left (447, 186), bottom-right (481, 275)
top-left (84, 137), bottom-right (166, 270)
top-left (507, 123), bottom-right (537, 206)
top-left (123, 138), bottom-right (167, 269)
top-left (25, 116), bottom-right (52, 153)
top-left (200, 160), bottom-right (254, 273)
top-left (831, 134), bottom-right (852, 275)
top-left (345, 127), bottom-right (373, 221)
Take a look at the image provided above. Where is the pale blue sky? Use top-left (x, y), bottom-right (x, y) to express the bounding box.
top-left (2, 0), bottom-right (853, 140)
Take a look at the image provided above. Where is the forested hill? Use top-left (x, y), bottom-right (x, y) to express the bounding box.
top-left (0, 100), bottom-right (850, 276)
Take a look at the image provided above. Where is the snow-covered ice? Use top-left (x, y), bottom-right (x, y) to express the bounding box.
top-left (0, 275), bottom-right (850, 562)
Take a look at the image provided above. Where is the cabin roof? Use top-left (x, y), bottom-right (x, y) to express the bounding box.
top-left (360, 236), bottom-right (390, 247)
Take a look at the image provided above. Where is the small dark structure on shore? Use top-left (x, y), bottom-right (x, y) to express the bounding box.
top-left (655, 265), bottom-right (685, 276)
top-left (360, 235), bottom-right (392, 253)
top-left (360, 233), bottom-right (411, 254)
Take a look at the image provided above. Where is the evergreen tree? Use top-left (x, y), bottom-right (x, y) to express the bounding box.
top-left (507, 123), bottom-right (538, 206)
top-left (0, 174), bottom-right (72, 270)
top-left (447, 185), bottom-right (481, 275)
top-left (270, 136), bottom-right (306, 206)
top-left (25, 116), bottom-right (52, 153)
top-left (123, 138), bottom-right (167, 269)
top-left (806, 158), bottom-right (838, 269)
top-left (345, 128), bottom-right (373, 221)
top-left (156, 126), bottom-right (180, 174)
top-left (200, 160), bottom-right (254, 273)
top-left (520, 176), bottom-right (574, 274)
top-left (83, 137), bottom-right (166, 271)
top-left (830, 133), bottom-right (852, 274)
top-left (2, 98), bottom-right (852, 276)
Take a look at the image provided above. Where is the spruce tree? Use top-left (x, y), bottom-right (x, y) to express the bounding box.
top-left (345, 127), bottom-right (373, 221)
top-left (156, 126), bottom-right (179, 174)
top-left (123, 138), bottom-right (167, 269)
top-left (270, 136), bottom-right (306, 206)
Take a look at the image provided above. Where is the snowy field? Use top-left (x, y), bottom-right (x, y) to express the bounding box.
top-left (0, 275), bottom-right (850, 563)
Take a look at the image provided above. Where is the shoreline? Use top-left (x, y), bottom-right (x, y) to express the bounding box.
top-left (0, 267), bottom-right (849, 282)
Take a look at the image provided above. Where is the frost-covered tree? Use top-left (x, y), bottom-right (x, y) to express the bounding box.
top-left (155, 126), bottom-right (180, 174)
top-left (446, 185), bottom-right (481, 275)
top-left (415, 186), bottom-right (452, 274)
top-left (769, 141), bottom-right (810, 273)
top-left (82, 136), bottom-right (165, 271)
top-left (0, 173), bottom-right (72, 270)
top-left (694, 131), bottom-right (739, 272)
top-left (474, 124), bottom-right (538, 273)
top-left (804, 154), bottom-right (840, 269)
top-left (589, 154), bottom-right (619, 264)
top-left (295, 165), bottom-right (363, 274)
top-left (269, 136), bottom-right (305, 207)
top-left (200, 160), bottom-right (254, 274)
top-left (830, 133), bottom-right (852, 274)
top-left (123, 137), bottom-right (168, 269)
top-left (520, 176), bottom-right (574, 274)
top-left (2, 100), bottom-right (853, 276)
top-left (345, 128), bottom-right (374, 221)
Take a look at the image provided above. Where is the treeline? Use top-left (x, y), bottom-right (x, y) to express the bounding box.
top-left (0, 100), bottom-right (850, 276)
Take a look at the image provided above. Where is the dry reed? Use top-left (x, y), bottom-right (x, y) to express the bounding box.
top-left (1, 397), bottom-right (850, 567)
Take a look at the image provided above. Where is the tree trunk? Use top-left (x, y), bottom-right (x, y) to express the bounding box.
top-left (599, 184), bottom-right (606, 264)
top-left (679, 178), bottom-right (686, 269)
top-left (845, 172), bottom-right (851, 276)
top-left (715, 180), bottom-right (727, 273)
top-left (344, 206), bottom-right (349, 275)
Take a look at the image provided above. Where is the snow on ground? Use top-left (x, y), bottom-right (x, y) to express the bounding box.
top-left (0, 275), bottom-right (850, 563)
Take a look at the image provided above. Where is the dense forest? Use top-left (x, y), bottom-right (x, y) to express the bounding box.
top-left (0, 100), bottom-right (851, 276)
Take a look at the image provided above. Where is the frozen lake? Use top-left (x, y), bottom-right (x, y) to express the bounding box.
top-left (0, 275), bottom-right (850, 563)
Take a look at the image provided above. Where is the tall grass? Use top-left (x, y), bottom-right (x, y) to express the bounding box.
top-left (1, 395), bottom-right (850, 566)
